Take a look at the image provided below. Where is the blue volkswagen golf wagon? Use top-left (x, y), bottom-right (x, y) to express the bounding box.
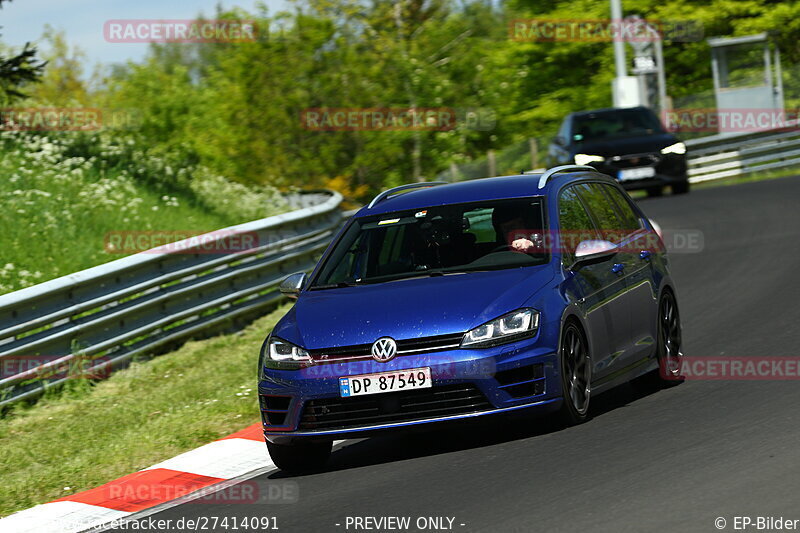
top-left (258, 165), bottom-right (683, 472)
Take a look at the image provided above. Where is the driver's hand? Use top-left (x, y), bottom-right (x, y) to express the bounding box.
top-left (510, 238), bottom-right (535, 253)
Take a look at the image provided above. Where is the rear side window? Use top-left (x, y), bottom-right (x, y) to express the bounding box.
top-left (574, 183), bottom-right (627, 243)
top-left (558, 185), bottom-right (598, 261)
top-left (600, 184), bottom-right (641, 231)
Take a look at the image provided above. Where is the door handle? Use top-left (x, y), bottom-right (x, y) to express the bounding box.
top-left (611, 263), bottom-right (625, 274)
top-left (640, 250), bottom-right (652, 261)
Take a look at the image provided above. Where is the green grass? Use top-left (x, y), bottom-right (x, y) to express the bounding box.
top-left (0, 303), bottom-right (290, 518)
top-left (0, 132), bottom-right (288, 295)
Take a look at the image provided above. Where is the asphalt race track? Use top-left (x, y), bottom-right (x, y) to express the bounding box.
top-left (111, 176), bottom-right (800, 533)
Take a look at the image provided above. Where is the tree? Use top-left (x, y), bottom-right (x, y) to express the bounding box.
top-left (0, 0), bottom-right (46, 104)
top-left (27, 26), bottom-right (90, 106)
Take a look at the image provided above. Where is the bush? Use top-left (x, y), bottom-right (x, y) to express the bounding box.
top-left (0, 131), bottom-right (288, 294)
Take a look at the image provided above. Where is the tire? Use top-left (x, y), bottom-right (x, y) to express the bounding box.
top-left (632, 290), bottom-right (684, 390)
top-left (672, 180), bottom-right (690, 195)
top-left (646, 186), bottom-right (663, 197)
top-left (556, 321), bottom-right (592, 425)
top-left (267, 440), bottom-right (332, 474)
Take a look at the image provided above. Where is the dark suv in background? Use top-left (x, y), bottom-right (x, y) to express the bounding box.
top-left (548, 107), bottom-right (689, 196)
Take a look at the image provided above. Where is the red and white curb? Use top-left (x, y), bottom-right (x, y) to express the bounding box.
top-left (0, 424), bottom-right (276, 533)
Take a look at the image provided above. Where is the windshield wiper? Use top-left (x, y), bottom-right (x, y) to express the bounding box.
top-left (378, 269), bottom-right (472, 283)
top-left (313, 269), bottom-right (475, 289)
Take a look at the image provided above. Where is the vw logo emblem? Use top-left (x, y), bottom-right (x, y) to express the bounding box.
top-left (371, 337), bottom-right (397, 362)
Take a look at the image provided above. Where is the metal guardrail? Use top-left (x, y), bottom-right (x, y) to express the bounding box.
top-left (0, 191), bottom-right (344, 407)
top-left (685, 123), bottom-right (800, 183)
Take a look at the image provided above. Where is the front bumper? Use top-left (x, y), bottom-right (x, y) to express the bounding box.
top-left (588, 153), bottom-right (688, 190)
top-left (259, 335), bottom-right (562, 444)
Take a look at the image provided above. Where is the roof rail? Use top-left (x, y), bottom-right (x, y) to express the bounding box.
top-left (537, 165), bottom-right (596, 189)
top-left (367, 181), bottom-right (448, 209)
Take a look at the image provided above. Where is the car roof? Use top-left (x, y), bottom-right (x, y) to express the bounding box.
top-left (355, 171), bottom-right (615, 217)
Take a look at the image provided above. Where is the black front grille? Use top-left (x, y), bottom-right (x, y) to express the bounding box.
top-left (308, 333), bottom-right (463, 363)
top-left (606, 153), bottom-right (660, 169)
top-left (298, 384), bottom-right (492, 430)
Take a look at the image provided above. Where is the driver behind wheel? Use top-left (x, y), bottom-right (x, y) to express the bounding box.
top-left (491, 205), bottom-right (543, 253)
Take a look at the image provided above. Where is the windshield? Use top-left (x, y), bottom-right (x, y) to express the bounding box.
top-left (573, 108), bottom-right (665, 142)
top-left (311, 198), bottom-right (547, 288)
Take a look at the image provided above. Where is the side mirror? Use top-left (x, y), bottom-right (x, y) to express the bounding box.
top-left (570, 240), bottom-right (617, 269)
top-left (279, 272), bottom-right (307, 299)
top-left (648, 218), bottom-right (663, 241)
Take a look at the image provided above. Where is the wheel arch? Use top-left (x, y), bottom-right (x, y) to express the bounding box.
top-left (557, 303), bottom-right (592, 361)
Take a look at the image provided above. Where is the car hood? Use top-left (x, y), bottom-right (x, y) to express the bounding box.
top-left (576, 132), bottom-right (680, 157)
top-left (274, 266), bottom-right (555, 350)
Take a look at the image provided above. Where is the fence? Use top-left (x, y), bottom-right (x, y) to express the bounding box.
top-left (685, 124), bottom-right (800, 182)
top-left (0, 191), bottom-right (343, 407)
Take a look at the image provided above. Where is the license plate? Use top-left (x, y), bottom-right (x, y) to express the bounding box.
top-left (618, 166), bottom-right (656, 181)
top-left (339, 367), bottom-right (432, 397)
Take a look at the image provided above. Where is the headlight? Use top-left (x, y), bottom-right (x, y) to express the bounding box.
top-left (574, 154), bottom-right (605, 165)
top-left (461, 309), bottom-right (540, 348)
top-left (660, 142), bottom-right (686, 155)
top-left (262, 337), bottom-right (312, 370)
